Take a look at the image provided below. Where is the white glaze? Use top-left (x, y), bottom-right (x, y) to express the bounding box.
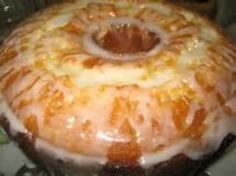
top-left (0, 0), bottom-right (235, 170)
top-left (0, 93), bottom-right (107, 168)
top-left (1, 93), bottom-right (236, 167)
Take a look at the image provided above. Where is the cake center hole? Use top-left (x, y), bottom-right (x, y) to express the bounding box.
top-left (92, 24), bottom-right (161, 54)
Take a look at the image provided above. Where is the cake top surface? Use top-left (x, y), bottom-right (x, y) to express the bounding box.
top-left (0, 0), bottom-right (236, 166)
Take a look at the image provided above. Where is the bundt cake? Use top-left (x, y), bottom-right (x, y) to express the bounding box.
top-left (0, 0), bottom-right (235, 175)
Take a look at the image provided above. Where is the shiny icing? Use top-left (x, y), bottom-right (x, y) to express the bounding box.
top-left (0, 0), bottom-right (236, 167)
